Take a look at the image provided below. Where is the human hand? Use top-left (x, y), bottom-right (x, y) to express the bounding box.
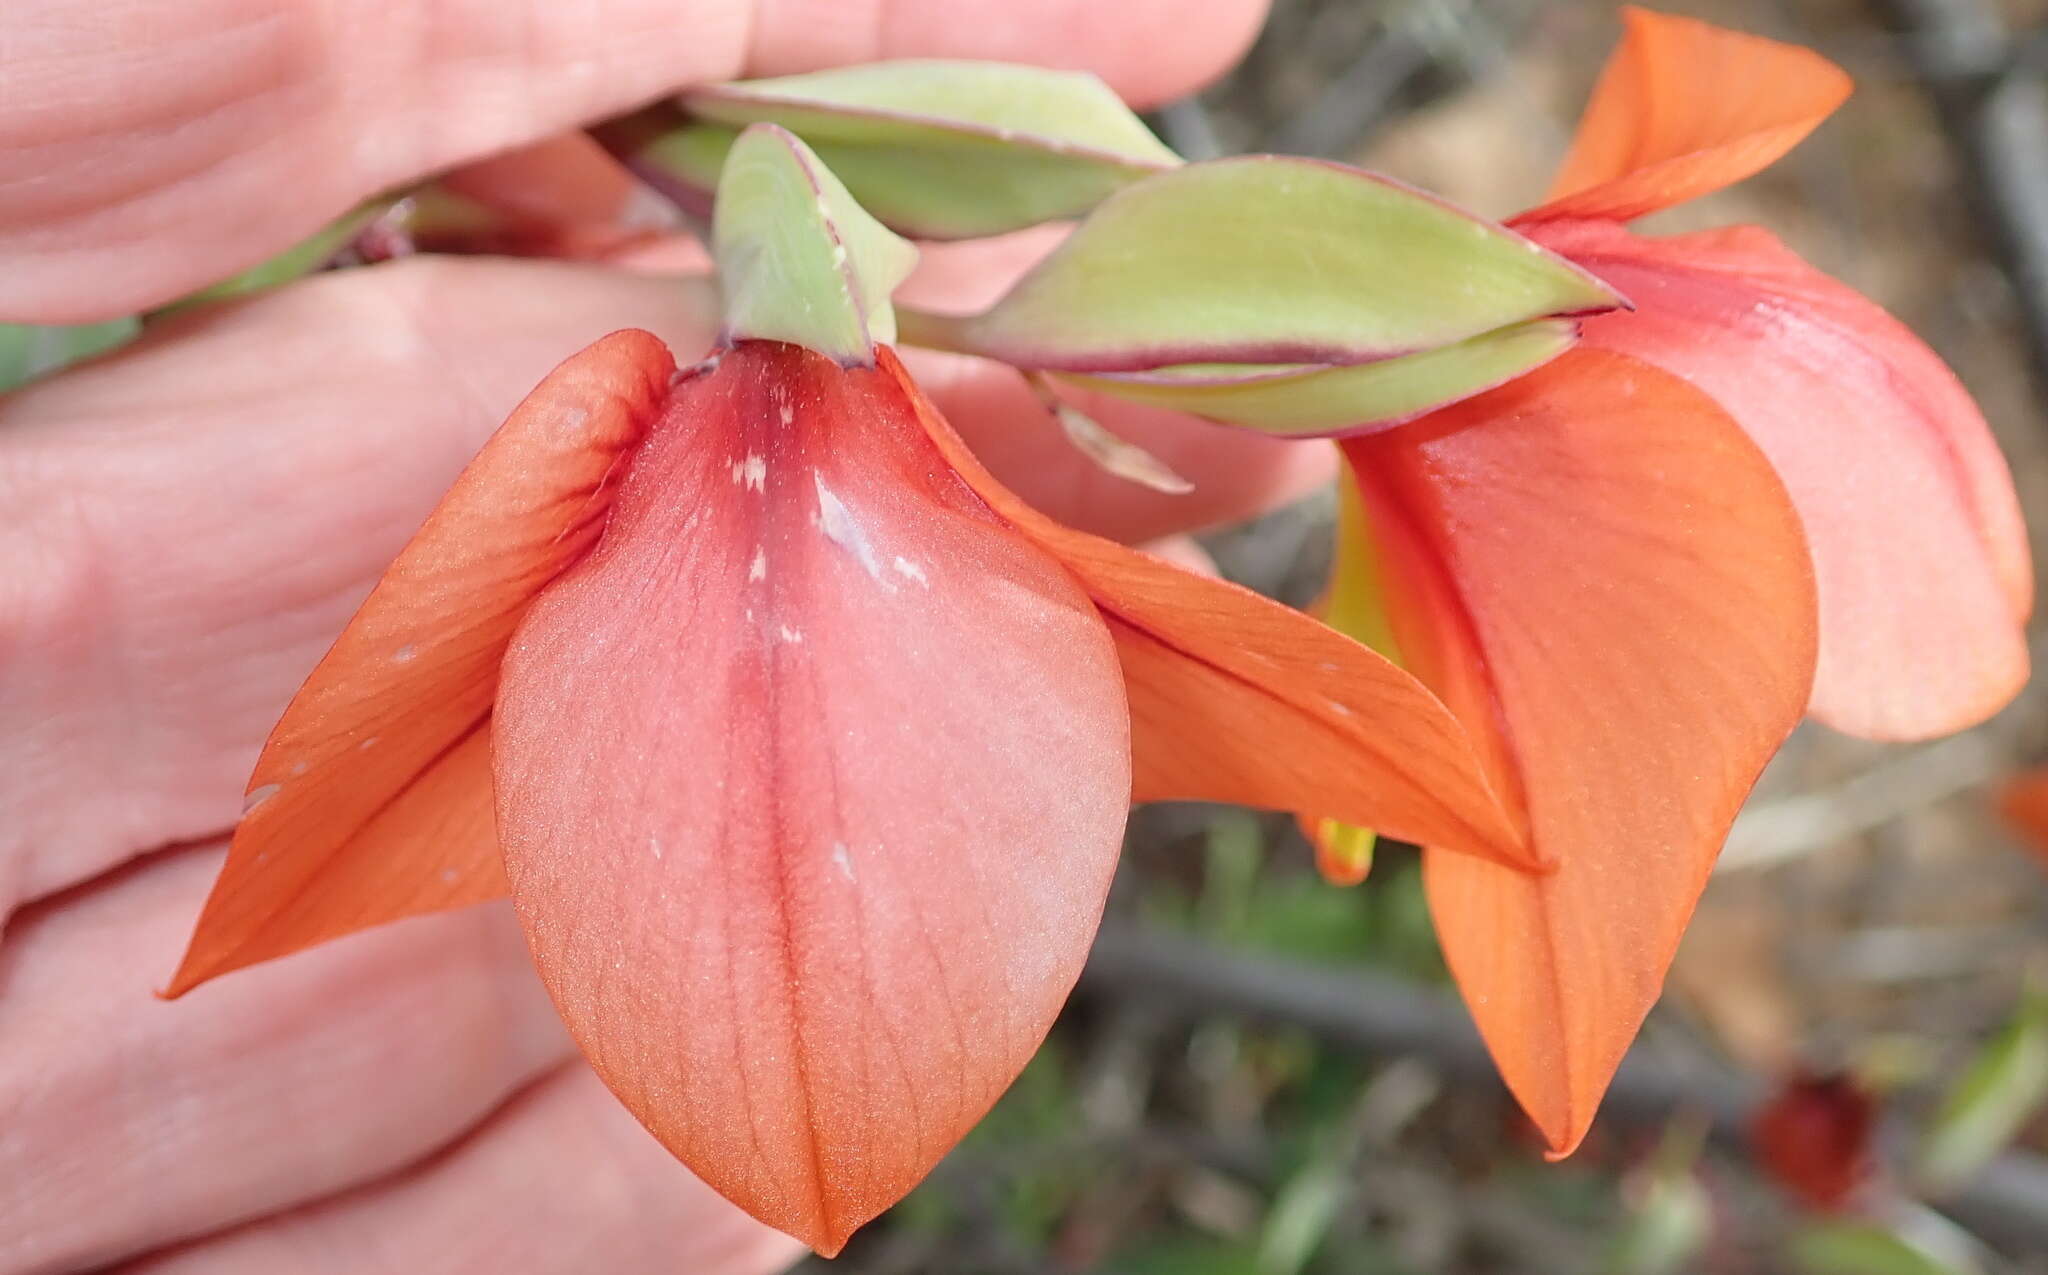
top-left (0, 2), bottom-right (1324, 1270)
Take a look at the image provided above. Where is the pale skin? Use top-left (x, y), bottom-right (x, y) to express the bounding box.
top-left (0, 2), bottom-right (1328, 1269)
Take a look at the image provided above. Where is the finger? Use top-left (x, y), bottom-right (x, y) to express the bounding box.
top-left (1134, 534), bottom-right (1220, 577)
top-left (1, 0), bottom-right (1269, 321)
top-left (0, 846), bottom-right (572, 1275)
top-left (906, 349), bottom-right (1337, 544)
top-left (118, 1065), bottom-right (805, 1275)
top-left (436, 134), bottom-right (679, 231)
top-left (746, 0), bottom-right (1266, 105)
top-left (1, 255), bottom-right (1329, 913)
top-left (0, 258), bottom-right (719, 915)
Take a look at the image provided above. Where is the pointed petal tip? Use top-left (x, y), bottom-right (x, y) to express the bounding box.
top-left (1540, 1133), bottom-right (1585, 1163)
top-left (1527, 7), bottom-right (1852, 223)
top-left (159, 942), bottom-right (245, 1001)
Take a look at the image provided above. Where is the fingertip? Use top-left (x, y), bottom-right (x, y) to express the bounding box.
top-left (1135, 535), bottom-right (1220, 578)
top-left (749, 0), bottom-right (1270, 107)
top-left (439, 135), bottom-right (652, 227)
top-left (905, 346), bottom-right (1335, 544)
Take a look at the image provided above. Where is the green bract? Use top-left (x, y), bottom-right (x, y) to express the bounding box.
top-left (1, 203), bottom-right (393, 393)
top-left (959, 157), bottom-right (1620, 372)
top-left (712, 124), bottom-right (918, 363)
top-left (171, 201), bottom-right (390, 308)
top-left (0, 318), bottom-right (140, 393)
top-left (1056, 319), bottom-right (1577, 436)
top-left (647, 60), bottom-right (1179, 238)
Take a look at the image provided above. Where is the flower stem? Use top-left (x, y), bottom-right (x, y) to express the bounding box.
top-left (892, 305), bottom-right (983, 357)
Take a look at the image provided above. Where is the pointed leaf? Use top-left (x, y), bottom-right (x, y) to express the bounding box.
top-left (713, 124), bottom-right (918, 362)
top-left (1534, 218), bottom-right (2030, 738)
top-left (1523, 7), bottom-right (1852, 224)
top-left (889, 351), bottom-right (1537, 873)
top-left (672, 61), bottom-right (1178, 238)
top-left (1058, 319), bottom-right (1579, 436)
top-left (164, 330), bottom-right (675, 996)
top-left (960, 157), bottom-right (1621, 372)
top-left (1916, 979), bottom-right (2048, 1195)
top-left (1341, 349), bottom-right (1817, 1152)
top-left (492, 342), bottom-right (1131, 1255)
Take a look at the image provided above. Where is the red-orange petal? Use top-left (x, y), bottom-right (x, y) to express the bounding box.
top-left (1535, 217), bottom-right (2031, 738)
top-left (164, 330), bottom-right (674, 997)
top-left (1750, 1071), bottom-right (1878, 1212)
top-left (1343, 348), bottom-right (1818, 1153)
top-left (1996, 768), bottom-right (2048, 872)
top-left (1521, 7), bottom-right (1852, 225)
top-left (491, 342), bottom-right (1130, 1256)
top-left (890, 352), bottom-right (1537, 873)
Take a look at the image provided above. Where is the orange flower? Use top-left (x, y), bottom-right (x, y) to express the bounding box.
top-left (1311, 8), bottom-right (2029, 1157)
top-left (166, 332), bottom-right (1538, 1252)
top-left (1997, 767), bottom-right (2048, 871)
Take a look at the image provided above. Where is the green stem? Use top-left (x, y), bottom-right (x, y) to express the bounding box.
top-left (892, 305), bottom-right (984, 357)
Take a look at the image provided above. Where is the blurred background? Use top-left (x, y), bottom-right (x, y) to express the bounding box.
top-left (799, 1), bottom-right (2048, 1272)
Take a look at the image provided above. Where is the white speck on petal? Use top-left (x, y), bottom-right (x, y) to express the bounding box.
top-left (891, 556), bottom-right (928, 587)
top-left (779, 403), bottom-right (794, 426)
top-left (243, 784), bottom-right (280, 814)
top-left (830, 841), bottom-right (855, 881)
top-left (730, 454), bottom-right (767, 491)
top-left (358, 736), bottom-right (380, 751)
top-left (392, 644), bottom-right (417, 664)
top-left (749, 549), bottom-right (767, 581)
top-left (439, 867), bottom-right (460, 884)
top-left (1325, 699), bottom-right (1355, 718)
top-left (813, 473), bottom-right (890, 587)
top-left (649, 835), bottom-right (664, 861)
top-left (288, 760), bottom-right (310, 777)
top-left (779, 625), bottom-right (805, 644)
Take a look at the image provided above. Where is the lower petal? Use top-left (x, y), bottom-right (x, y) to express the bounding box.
top-left (492, 342), bottom-right (1130, 1255)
